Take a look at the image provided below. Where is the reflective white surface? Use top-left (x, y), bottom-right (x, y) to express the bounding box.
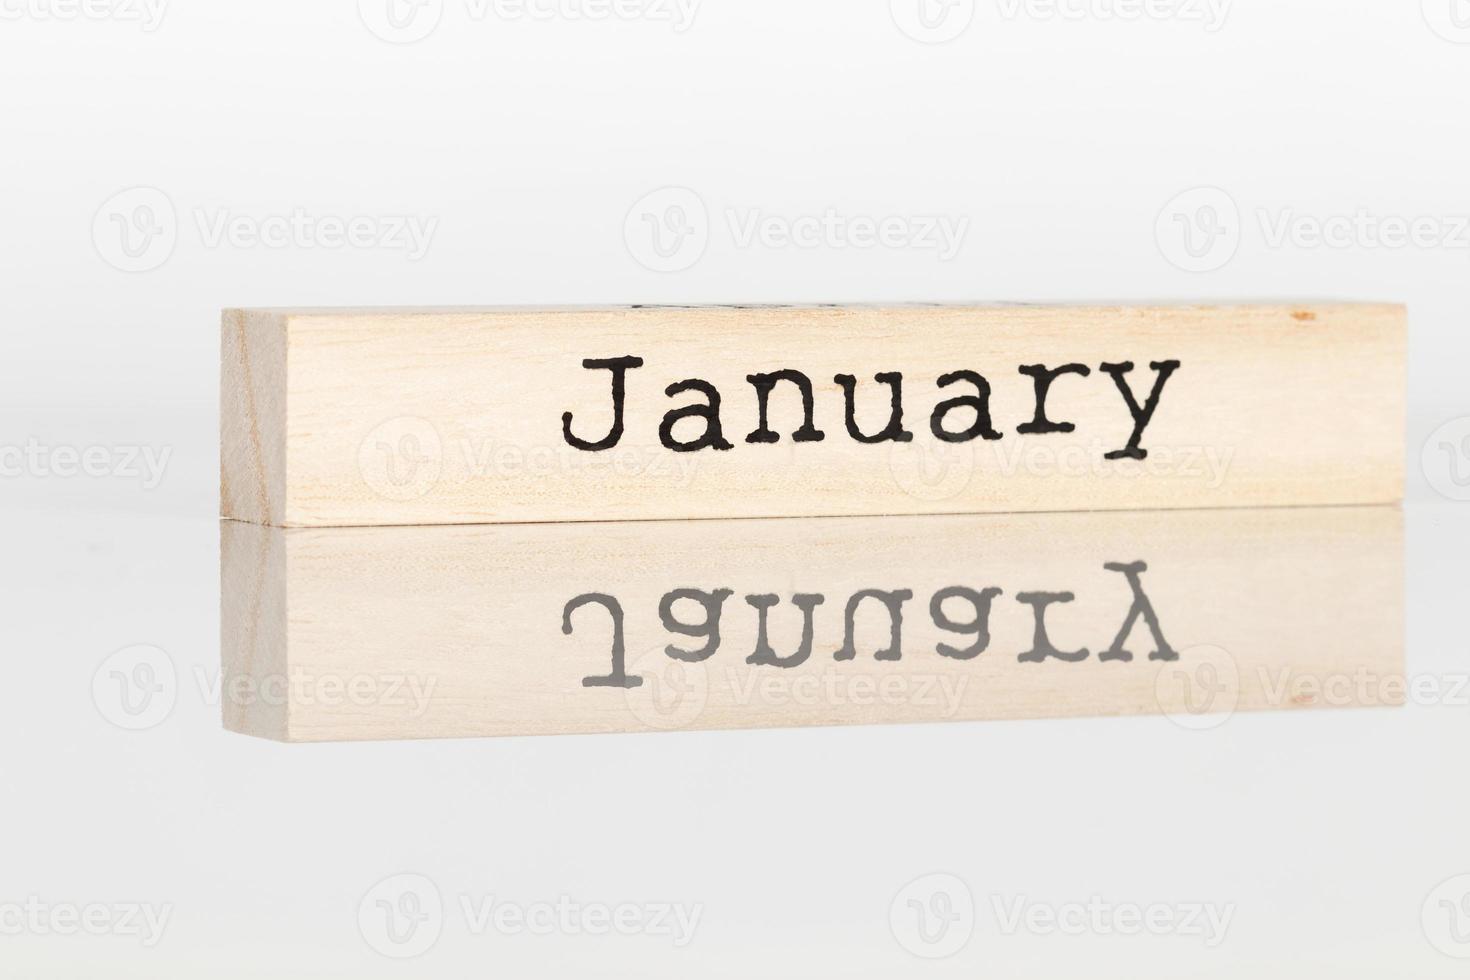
top-left (0, 499), bottom-right (1461, 976)
top-left (3, 0), bottom-right (1469, 974)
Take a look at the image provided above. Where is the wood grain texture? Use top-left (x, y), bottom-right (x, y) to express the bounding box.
top-left (220, 309), bottom-right (287, 525)
top-left (221, 505), bottom-right (1404, 742)
top-left (219, 304), bottom-right (1406, 527)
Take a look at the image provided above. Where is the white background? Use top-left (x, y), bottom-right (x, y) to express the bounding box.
top-left (2, 0), bottom-right (1469, 975)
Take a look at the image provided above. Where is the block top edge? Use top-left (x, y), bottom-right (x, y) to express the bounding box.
top-left (222, 301), bottom-right (1407, 318)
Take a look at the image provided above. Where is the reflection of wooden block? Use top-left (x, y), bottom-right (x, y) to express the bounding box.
top-left (220, 304), bottom-right (1405, 527)
top-left (221, 506), bottom-right (1403, 742)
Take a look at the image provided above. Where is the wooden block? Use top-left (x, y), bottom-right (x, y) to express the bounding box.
top-left (221, 506), bottom-right (1403, 742)
top-left (220, 304), bottom-right (1405, 527)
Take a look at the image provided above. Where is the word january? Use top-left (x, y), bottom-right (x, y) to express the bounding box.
top-left (563, 560), bottom-right (1176, 689)
top-left (561, 356), bottom-right (1181, 458)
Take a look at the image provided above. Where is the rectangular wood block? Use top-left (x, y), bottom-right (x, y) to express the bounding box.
top-left (221, 505), bottom-right (1403, 742)
top-left (221, 304), bottom-right (1406, 527)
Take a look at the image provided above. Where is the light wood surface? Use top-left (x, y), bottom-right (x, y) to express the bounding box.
top-left (219, 304), bottom-right (1405, 527)
top-left (221, 505), bottom-right (1404, 742)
